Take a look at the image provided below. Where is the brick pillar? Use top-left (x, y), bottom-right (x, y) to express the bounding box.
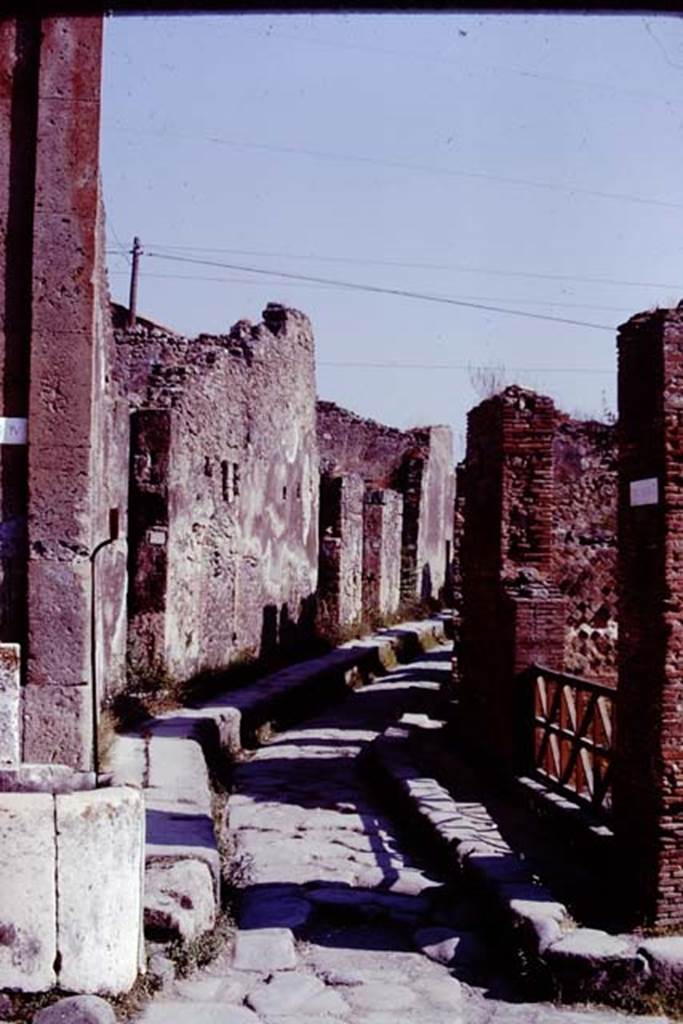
top-left (460, 386), bottom-right (566, 769)
top-left (22, 18), bottom-right (106, 767)
top-left (614, 307), bottom-right (683, 926)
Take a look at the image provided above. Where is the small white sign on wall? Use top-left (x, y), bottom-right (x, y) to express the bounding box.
top-left (0, 418), bottom-right (27, 445)
top-left (630, 477), bottom-right (659, 507)
top-left (147, 527), bottom-right (167, 547)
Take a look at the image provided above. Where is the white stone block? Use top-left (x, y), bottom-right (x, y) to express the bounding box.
top-left (0, 792), bottom-right (56, 991)
top-left (144, 859), bottom-right (216, 942)
top-left (56, 786), bottom-right (145, 995)
top-left (0, 644), bottom-right (20, 765)
top-left (232, 928), bottom-right (297, 971)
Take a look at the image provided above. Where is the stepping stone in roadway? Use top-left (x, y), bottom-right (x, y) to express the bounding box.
top-left (245, 972), bottom-right (328, 1015)
top-left (231, 928), bottom-right (297, 971)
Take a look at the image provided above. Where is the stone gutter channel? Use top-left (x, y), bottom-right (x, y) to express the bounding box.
top-left (367, 715), bottom-right (683, 1009)
top-left (108, 617), bottom-right (449, 953)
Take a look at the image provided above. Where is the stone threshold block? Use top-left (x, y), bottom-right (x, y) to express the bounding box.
top-left (0, 769), bottom-right (144, 995)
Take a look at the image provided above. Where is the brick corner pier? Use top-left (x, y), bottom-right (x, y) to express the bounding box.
top-left (615, 305), bottom-right (683, 928)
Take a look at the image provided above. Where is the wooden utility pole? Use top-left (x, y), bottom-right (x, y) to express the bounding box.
top-left (127, 236), bottom-right (142, 328)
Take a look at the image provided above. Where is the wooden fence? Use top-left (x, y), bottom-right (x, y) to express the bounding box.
top-left (522, 665), bottom-right (616, 817)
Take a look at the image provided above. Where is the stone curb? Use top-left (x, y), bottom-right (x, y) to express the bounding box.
top-left (366, 717), bottom-right (675, 1006)
top-left (108, 618), bottom-right (446, 946)
top-left (191, 616), bottom-right (446, 755)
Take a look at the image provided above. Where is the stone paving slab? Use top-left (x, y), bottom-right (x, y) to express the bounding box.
top-left (106, 620), bottom-right (448, 949)
top-left (130, 644), bottom-right (674, 1024)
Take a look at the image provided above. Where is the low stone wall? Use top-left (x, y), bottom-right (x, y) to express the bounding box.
top-left (0, 766), bottom-right (144, 995)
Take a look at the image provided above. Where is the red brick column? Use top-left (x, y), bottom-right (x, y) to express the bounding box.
top-left (460, 386), bottom-right (565, 768)
top-left (615, 308), bottom-right (683, 926)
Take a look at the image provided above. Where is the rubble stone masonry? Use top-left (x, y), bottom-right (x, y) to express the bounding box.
top-left (114, 303), bottom-right (319, 680)
top-left (615, 306), bottom-right (683, 926)
top-left (552, 418), bottom-right (617, 682)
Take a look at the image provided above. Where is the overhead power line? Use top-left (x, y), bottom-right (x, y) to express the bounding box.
top-left (106, 244), bottom-right (683, 292)
top-left (106, 122), bottom-right (683, 212)
top-left (143, 250), bottom-right (616, 332)
top-left (105, 266), bottom-right (635, 314)
top-left (230, 24), bottom-right (680, 109)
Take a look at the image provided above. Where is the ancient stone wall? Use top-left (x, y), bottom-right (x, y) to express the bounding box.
top-left (362, 489), bottom-right (402, 622)
top-left (114, 303), bottom-right (319, 680)
top-left (552, 418), bottom-right (617, 681)
top-left (0, 17), bottom-right (128, 768)
top-left (317, 401), bottom-right (413, 486)
top-left (317, 473), bottom-right (364, 632)
top-left (316, 401), bottom-right (454, 607)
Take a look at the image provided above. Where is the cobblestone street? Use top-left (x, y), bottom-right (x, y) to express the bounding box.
top-left (135, 647), bottom-right (671, 1024)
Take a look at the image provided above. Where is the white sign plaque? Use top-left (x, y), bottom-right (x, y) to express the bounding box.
top-left (0, 418), bottom-right (27, 446)
top-left (630, 477), bottom-right (659, 507)
top-left (147, 528), bottom-right (167, 547)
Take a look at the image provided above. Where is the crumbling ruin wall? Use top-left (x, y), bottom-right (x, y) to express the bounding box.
top-left (552, 418), bottom-right (617, 681)
top-left (316, 401), bottom-right (455, 607)
top-left (317, 401), bottom-right (412, 485)
top-left (114, 304), bottom-right (319, 680)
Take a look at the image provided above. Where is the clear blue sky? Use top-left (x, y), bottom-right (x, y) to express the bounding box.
top-left (101, 13), bottom-right (683, 457)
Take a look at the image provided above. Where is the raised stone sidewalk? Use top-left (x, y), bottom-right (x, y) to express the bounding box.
top-left (369, 705), bottom-right (683, 1009)
top-left (129, 644), bottom-right (671, 1024)
top-left (107, 618), bottom-right (448, 945)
